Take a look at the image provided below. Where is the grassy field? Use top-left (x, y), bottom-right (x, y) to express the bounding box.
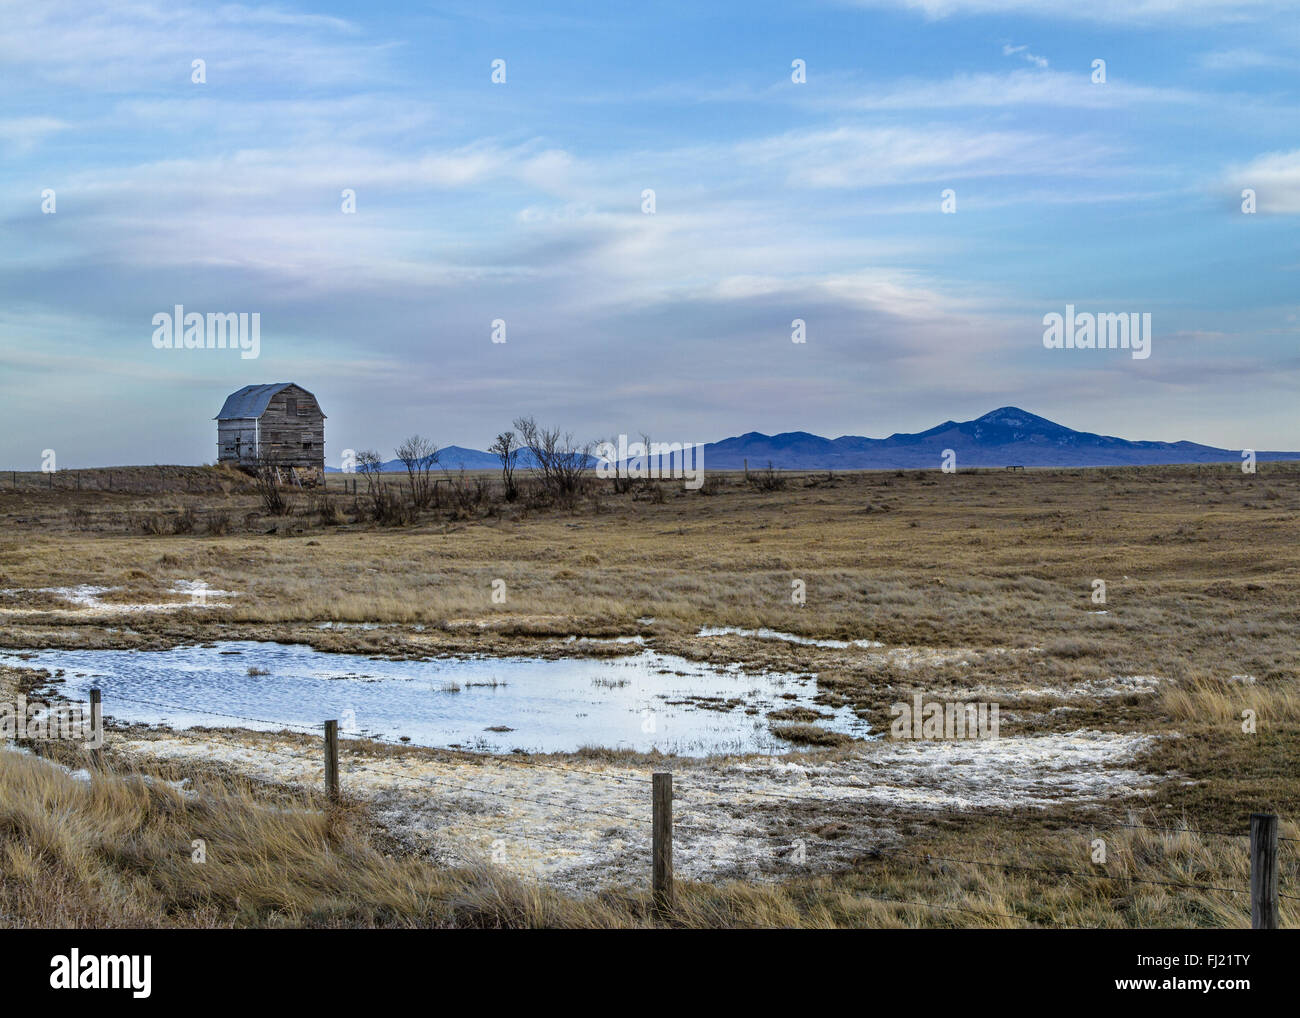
top-left (1, 461), bottom-right (1297, 927)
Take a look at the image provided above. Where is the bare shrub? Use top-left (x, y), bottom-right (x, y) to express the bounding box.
top-left (749, 461), bottom-right (786, 492)
top-left (396, 435), bottom-right (439, 509)
top-left (442, 465), bottom-right (489, 516)
top-left (372, 487), bottom-right (411, 526)
top-left (514, 416), bottom-right (592, 504)
top-left (254, 451), bottom-right (290, 516)
top-left (137, 513), bottom-right (167, 535)
top-left (489, 431), bottom-right (521, 502)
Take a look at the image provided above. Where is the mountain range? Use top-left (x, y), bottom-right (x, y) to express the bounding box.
top-left (336, 407), bottom-right (1299, 472)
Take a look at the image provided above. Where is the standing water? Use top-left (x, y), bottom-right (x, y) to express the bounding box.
top-left (0, 642), bottom-right (868, 756)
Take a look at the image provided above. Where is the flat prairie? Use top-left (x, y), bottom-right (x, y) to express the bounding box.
top-left (0, 463), bottom-right (1296, 927)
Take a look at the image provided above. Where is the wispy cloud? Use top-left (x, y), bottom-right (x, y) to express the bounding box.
top-left (1198, 48), bottom-right (1297, 71)
top-left (2, 0), bottom-right (1299, 462)
top-left (1224, 149), bottom-right (1300, 213)
top-left (1002, 42), bottom-right (1048, 69)
top-left (839, 69), bottom-right (1204, 110)
top-left (0, 117), bottom-right (70, 154)
top-left (0, 0), bottom-right (379, 90)
top-left (847, 0), bottom-right (1295, 26)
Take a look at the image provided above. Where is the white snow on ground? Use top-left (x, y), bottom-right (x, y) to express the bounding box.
top-left (0, 585), bottom-right (109, 607)
top-left (952, 675), bottom-right (1163, 700)
top-left (168, 580), bottom-right (239, 600)
top-left (2, 740), bottom-right (192, 794)
top-left (115, 727), bottom-right (1158, 892)
top-left (696, 629), bottom-right (1047, 672)
top-left (698, 626), bottom-right (884, 649)
top-left (563, 635), bottom-right (646, 645)
top-left (0, 583), bottom-right (238, 616)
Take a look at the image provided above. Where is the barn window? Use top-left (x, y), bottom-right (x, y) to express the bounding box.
top-left (285, 398), bottom-right (297, 416)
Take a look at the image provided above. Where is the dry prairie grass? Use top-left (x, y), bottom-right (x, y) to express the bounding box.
top-left (1, 461), bottom-right (1298, 926)
top-left (2, 742), bottom-right (1295, 929)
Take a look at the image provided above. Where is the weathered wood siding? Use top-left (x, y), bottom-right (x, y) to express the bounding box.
top-left (256, 384), bottom-right (325, 470)
top-left (217, 420), bottom-right (260, 466)
top-left (217, 383), bottom-right (325, 471)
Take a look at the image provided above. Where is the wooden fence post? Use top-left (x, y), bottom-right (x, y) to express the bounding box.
top-left (653, 771), bottom-right (674, 918)
top-left (88, 688), bottom-right (102, 769)
top-left (1250, 812), bottom-right (1279, 929)
top-left (324, 720), bottom-right (339, 803)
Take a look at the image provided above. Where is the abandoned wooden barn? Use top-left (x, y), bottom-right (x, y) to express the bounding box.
top-left (215, 383), bottom-right (326, 474)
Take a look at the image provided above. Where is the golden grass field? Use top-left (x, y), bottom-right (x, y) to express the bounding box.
top-left (0, 461), bottom-right (1297, 927)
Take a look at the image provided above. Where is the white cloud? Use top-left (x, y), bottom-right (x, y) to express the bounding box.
top-left (1002, 43), bottom-right (1048, 69)
top-left (843, 70), bottom-right (1202, 110)
top-left (1225, 149), bottom-right (1300, 213)
top-left (0, 0), bottom-right (379, 90)
top-left (737, 125), bottom-right (1111, 188)
top-left (1198, 48), bottom-right (1295, 71)
top-left (848, 0), bottom-right (1293, 25)
top-left (0, 117), bottom-right (69, 154)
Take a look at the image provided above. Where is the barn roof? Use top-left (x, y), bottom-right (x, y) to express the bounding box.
top-left (215, 383), bottom-right (292, 420)
top-left (215, 383), bottom-right (323, 420)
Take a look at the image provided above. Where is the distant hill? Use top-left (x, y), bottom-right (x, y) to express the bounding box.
top-left (328, 408), bottom-right (1300, 472)
top-left (411, 445), bottom-right (502, 471)
top-left (703, 407), bottom-right (1300, 469)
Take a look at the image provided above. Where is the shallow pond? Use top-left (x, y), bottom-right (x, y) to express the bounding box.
top-left (0, 642), bottom-right (868, 756)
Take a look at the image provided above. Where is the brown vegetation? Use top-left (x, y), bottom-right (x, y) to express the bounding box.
top-left (0, 460), bottom-right (1297, 926)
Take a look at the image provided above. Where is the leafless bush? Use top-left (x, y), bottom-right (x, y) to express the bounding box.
top-left (352, 450), bottom-right (399, 522)
top-left (489, 431), bottom-right (521, 501)
top-left (442, 465), bottom-right (489, 515)
top-left (595, 435), bottom-right (633, 494)
top-left (396, 434), bottom-right (439, 509)
top-left (514, 416), bottom-right (592, 504)
top-left (308, 491), bottom-right (346, 526)
top-left (372, 487), bottom-right (411, 526)
top-left (254, 452), bottom-right (290, 515)
top-left (749, 461), bottom-right (786, 492)
top-left (356, 450), bottom-right (383, 494)
top-left (136, 513), bottom-right (167, 535)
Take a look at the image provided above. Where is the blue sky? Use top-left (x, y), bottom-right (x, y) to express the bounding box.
top-left (2, 0), bottom-right (1298, 467)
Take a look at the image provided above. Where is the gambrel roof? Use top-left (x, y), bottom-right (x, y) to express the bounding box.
top-left (215, 383), bottom-right (325, 420)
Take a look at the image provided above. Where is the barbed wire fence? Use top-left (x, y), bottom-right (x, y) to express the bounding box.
top-left (26, 687), bottom-right (1295, 929)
